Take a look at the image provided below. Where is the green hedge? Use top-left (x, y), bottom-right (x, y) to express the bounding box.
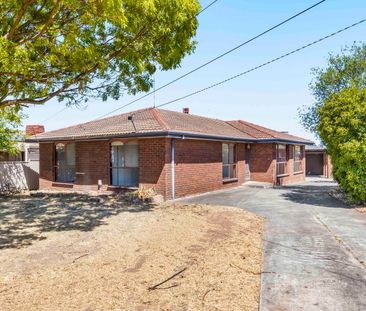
top-left (318, 86), bottom-right (366, 203)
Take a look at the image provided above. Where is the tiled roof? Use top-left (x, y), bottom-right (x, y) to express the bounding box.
top-left (29, 108), bottom-right (162, 141)
top-left (227, 120), bottom-right (312, 144)
top-left (27, 108), bottom-right (312, 144)
top-left (155, 109), bottom-right (253, 139)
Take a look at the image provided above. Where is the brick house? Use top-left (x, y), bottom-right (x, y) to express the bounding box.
top-left (27, 108), bottom-right (312, 199)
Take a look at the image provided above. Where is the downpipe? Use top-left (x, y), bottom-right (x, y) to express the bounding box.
top-left (171, 139), bottom-right (175, 200)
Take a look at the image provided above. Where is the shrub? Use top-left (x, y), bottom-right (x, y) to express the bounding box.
top-left (318, 86), bottom-right (366, 203)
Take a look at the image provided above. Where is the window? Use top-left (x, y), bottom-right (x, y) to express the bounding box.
top-left (222, 143), bottom-right (237, 180)
top-left (55, 143), bottom-right (76, 183)
top-left (111, 141), bottom-right (139, 187)
top-left (28, 147), bottom-right (40, 161)
top-left (294, 145), bottom-right (303, 172)
top-left (276, 144), bottom-right (288, 176)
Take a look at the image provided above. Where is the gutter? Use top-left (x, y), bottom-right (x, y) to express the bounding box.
top-left (26, 130), bottom-right (257, 144)
top-left (26, 130), bottom-right (313, 145)
top-left (256, 138), bottom-right (314, 145)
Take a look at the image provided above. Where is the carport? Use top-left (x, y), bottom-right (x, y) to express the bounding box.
top-left (305, 145), bottom-right (332, 178)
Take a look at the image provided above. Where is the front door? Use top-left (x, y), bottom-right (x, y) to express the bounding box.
top-left (245, 145), bottom-right (251, 181)
top-left (111, 141), bottom-right (139, 186)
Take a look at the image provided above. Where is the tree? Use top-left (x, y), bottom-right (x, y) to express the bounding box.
top-left (300, 43), bottom-right (366, 203)
top-left (0, 0), bottom-right (200, 151)
top-left (0, 0), bottom-right (200, 107)
top-left (299, 44), bottom-right (366, 133)
top-left (318, 87), bottom-right (366, 203)
top-left (0, 106), bottom-right (24, 154)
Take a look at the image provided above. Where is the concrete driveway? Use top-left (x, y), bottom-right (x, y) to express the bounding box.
top-left (180, 178), bottom-right (366, 311)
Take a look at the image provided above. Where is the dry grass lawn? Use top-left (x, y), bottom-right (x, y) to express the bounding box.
top-left (0, 192), bottom-right (264, 311)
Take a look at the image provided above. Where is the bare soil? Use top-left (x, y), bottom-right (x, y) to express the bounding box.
top-left (0, 193), bottom-right (264, 311)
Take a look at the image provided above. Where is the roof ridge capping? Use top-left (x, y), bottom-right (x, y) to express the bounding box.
top-left (150, 108), bottom-right (169, 130)
top-left (155, 107), bottom-right (228, 124)
top-left (238, 119), bottom-right (276, 139)
top-left (225, 120), bottom-right (257, 139)
top-left (227, 119), bottom-right (313, 144)
top-left (154, 108), bottom-right (254, 140)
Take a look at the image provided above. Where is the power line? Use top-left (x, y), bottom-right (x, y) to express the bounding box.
top-left (154, 18), bottom-right (366, 109)
top-left (197, 0), bottom-right (220, 16)
top-left (39, 106), bottom-right (68, 123)
top-left (98, 0), bottom-right (327, 119)
top-left (38, 0), bottom-right (220, 124)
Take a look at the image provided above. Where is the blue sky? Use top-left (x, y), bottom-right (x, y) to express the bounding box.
top-left (24, 0), bottom-right (366, 142)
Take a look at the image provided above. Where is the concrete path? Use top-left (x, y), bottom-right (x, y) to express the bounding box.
top-left (180, 178), bottom-right (366, 311)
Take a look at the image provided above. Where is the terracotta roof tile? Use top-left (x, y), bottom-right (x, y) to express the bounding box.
top-left (30, 108), bottom-right (162, 140)
top-left (228, 120), bottom-right (312, 144)
top-left (28, 107), bottom-right (312, 144)
top-left (156, 109), bottom-right (253, 139)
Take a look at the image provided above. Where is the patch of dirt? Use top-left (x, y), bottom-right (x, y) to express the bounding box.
top-left (0, 194), bottom-right (264, 311)
top-left (356, 207), bottom-right (366, 214)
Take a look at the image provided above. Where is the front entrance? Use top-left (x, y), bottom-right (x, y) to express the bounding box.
top-left (306, 153), bottom-right (324, 176)
top-left (111, 141), bottom-right (139, 187)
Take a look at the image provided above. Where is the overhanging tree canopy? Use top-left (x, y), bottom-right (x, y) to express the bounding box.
top-left (0, 0), bottom-right (200, 108)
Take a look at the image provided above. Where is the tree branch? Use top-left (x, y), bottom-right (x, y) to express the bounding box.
top-left (0, 24), bottom-right (150, 109)
top-left (18, 1), bottom-right (61, 44)
top-left (6, 0), bottom-right (36, 40)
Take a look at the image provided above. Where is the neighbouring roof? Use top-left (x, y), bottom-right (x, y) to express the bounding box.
top-left (305, 144), bottom-right (326, 151)
top-left (27, 108), bottom-right (313, 144)
top-left (25, 125), bottom-right (45, 136)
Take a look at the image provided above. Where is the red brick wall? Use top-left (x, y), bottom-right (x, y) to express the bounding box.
top-left (325, 154), bottom-right (333, 178)
top-left (38, 138), bottom-right (247, 199)
top-left (39, 138), bottom-right (172, 195)
top-left (74, 141), bottom-right (110, 189)
top-left (173, 140), bottom-right (246, 198)
top-left (249, 143), bottom-right (306, 185)
top-left (38, 138), bottom-right (304, 198)
top-left (39, 140), bottom-right (110, 191)
top-left (140, 139), bottom-right (246, 199)
top-left (276, 145), bottom-right (306, 185)
top-left (139, 138), bottom-right (171, 198)
top-left (250, 143), bottom-right (276, 183)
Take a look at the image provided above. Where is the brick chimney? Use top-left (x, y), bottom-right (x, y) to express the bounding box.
top-left (26, 125), bottom-right (45, 136)
top-left (182, 107), bottom-right (189, 114)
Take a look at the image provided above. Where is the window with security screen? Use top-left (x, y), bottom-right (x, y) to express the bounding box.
top-left (110, 141), bottom-right (139, 187)
top-left (276, 144), bottom-right (288, 176)
top-left (222, 143), bottom-right (237, 180)
top-left (294, 145), bottom-right (303, 172)
top-left (55, 143), bottom-right (76, 183)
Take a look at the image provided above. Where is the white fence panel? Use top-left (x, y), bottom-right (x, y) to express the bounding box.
top-left (0, 162), bottom-right (39, 192)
